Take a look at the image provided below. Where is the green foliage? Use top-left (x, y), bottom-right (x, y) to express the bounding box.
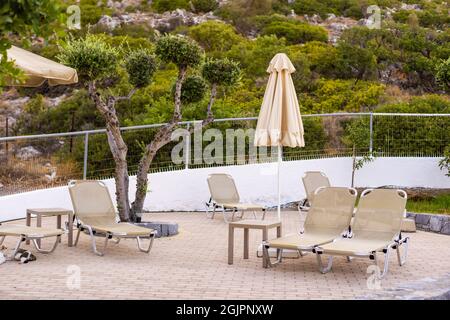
top-left (301, 79), bottom-right (385, 113)
top-left (152, 0), bottom-right (190, 13)
top-left (16, 90), bottom-right (102, 135)
top-left (226, 35), bottom-right (287, 78)
top-left (407, 194), bottom-right (450, 214)
top-left (337, 43), bottom-right (377, 80)
top-left (188, 21), bottom-right (244, 55)
top-left (23, 94), bottom-right (46, 114)
top-left (298, 41), bottom-right (342, 78)
top-left (393, 9), bottom-right (450, 29)
top-left (109, 24), bottom-right (157, 41)
top-left (79, 0), bottom-right (112, 26)
top-left (155, 35), bottom-right (203, 69)
top-left (172, 75), bottom-right (208, 104)
top-left (261, 21), bottom-right (328, 44)
top-left (436, 58), bottom-right (450, 92)
top-left (291, 0), bottom-right (364, 19)
top-left (376, 95), bottom-right (450, 114)
top-left (125, 49), bottom-right (158, 88)
top-left (284, 47), bottom-right (312, 92)
top-left (192, 0), bottom-right (219, 13)
top-left (439, 146), bottom-right (450, 177)
top-left (57, 34), bottom-right (120, 82)
top-left (371, 95), bottom-right (450, 156)
top-left (202, 58), bottom-right (241, 87)
top-left (216, 0), bottom-right (276, 34)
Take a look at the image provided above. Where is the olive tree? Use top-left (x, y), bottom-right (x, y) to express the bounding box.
top-left (59, 34), bottom-right (241, 222)
top-left (58, 34), bottom-right (158, 221)
top-left (131, 42), bottom-right (241, 217)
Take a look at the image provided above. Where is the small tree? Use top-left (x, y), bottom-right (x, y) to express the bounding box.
top-left (58, 35), bottom-right (158, 221)
top-left (436, 57), bottom-right (450, 93)
top-left (439, 146), bottom-right (450, 177)
top-left (59, 34), bottom-right (241, 221)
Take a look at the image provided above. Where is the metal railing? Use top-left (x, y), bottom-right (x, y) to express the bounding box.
top-left (0, 112), bottom-right (449, 196)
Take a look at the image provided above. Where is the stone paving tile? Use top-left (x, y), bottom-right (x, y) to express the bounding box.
top-left (0, 211), bottom-right (449, 300)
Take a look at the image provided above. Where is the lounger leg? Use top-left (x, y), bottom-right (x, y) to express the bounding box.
top-left (346, 256), bottom-right (352, 262)
top-left (211, 205), bottom-right (216, 220)
top-left (0, 236), bottom-right (5, 246)
top-left (74, 228), bottom-right (82, 247)
top-left (262, 241), bottom-right (282, 268)
top-left (316, 253), bottom-right (333, 274)
top-left (261, 209), bottom-right (266, 221)
top-left (136, 233), bottom-right (155, 253)
top-left (206, 204), bottom-right (216, 220)
top-left (86, 226), bottom-right (104, 256)
top-left (31, 235), bottom-right (60, 254)
top-left (395, 238), bottom-right (409, 266)
top-left (11, 237), bottom-right (25, 258)
top-left (252, 211), bottom-right (257, 219)
top-left (222, 207), bottom-right (231, 223)
top-left (231, 209), bottom-right (236, 221)
top-left (373, 249), bottom-right (391, 279)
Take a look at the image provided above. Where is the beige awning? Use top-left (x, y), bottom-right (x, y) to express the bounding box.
top-left (254, 53), bottom-right (304, 148)
top-left (6, 46), bottom-right (78, 87)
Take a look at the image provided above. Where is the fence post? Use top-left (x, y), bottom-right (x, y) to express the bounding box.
top-left (185, 123), bottom-right (190, 170)
top-left (369, 113), bottom-right (373, 154)
top-left (83, 132), bottom-right (89, 179)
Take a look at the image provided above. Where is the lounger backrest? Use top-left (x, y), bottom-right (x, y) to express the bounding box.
top-left (353, 189), bottom-right (407, 237)
top-left (304, 187), bottom-right (356, 233)
top-left (68, 180), bottom-right (116, 220)
top-left (302, 171), bottom-right (330, 205)
top-left (207, 174), bottom-right (240, 204)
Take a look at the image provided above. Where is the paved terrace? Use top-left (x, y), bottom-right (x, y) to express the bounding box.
top-left (1, 211), bottom-right (449, 299)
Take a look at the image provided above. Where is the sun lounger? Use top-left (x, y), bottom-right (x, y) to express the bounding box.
top-left (206, 173), bottom-right (266, 223)
top-left (313, 189), bottom-right (409, 279)
top-left (299, 171), bottom-right (331, 211)
top-left (0, 224), bottom-right (63, 257)
top-left (263, 187), bottom-right (357, 267)
top-left (68, 180), bottom-right (157, 256)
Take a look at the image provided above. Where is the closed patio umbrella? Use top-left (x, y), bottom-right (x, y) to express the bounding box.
top-left (254, 53), bottom-right (305, 220)
top-left (5, 46), bottom-right (78, 87)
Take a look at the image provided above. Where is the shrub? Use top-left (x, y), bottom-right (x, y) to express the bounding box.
top-left (155, 35), bottom-right (203, 69)
top-left (125, 49), bottom-right (158, 88)
top-left (436, 57), bottom-right (450, 92)
top-left (261, 21), bottom-right (328, 44)
top-left (152, 0), bottom-right (190, 13)
top-left (79, 1), bottom-right (113, 26)
top-left (202, 58), bottom-right (241, 87)
top-left (188, 21), bottom-right (243, 54)
top-left (192, 0), bottom-right (219, 13)
top-left (171, 75), bottom-right (208, 104)
top-left (57, 34), bottom-right (120, 81)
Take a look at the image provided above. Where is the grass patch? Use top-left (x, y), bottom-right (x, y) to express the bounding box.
top-left (406, 194), bottom-right (450, 215)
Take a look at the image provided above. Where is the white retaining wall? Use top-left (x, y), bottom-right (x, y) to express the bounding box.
top-left (1, 157), bottom-right (449, 221)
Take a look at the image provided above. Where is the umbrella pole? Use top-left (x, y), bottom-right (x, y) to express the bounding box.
top-left (277, 144), bottom-right (282, 221)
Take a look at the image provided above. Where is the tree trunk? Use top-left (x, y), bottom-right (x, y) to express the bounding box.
top-left (130, 67), bottom-right (187, 219)
top-left (351, 144), bottom-right (356, 188)
top-left (88, 82), bottom-right (131, 221)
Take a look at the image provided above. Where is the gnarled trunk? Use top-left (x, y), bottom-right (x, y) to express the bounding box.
top-left (88, 81), bottom-right (131, 221)
top-left (130, 67), bottom-right (187, 219)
